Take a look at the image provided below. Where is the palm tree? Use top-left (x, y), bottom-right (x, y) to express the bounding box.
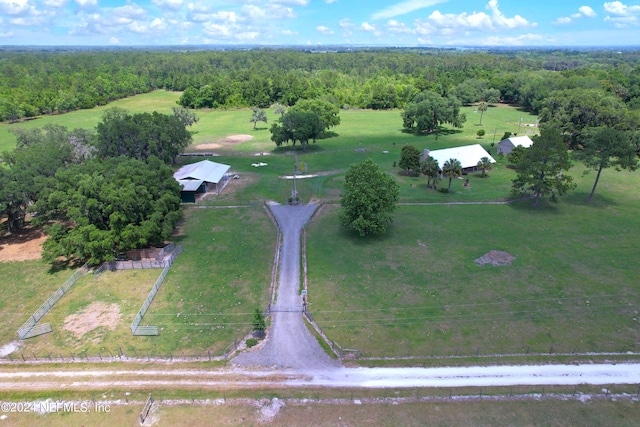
top-left (273, 102), bottom-right (286, 117)
top-left (250, 107), bottom-right (267, 129)
top-left (442, 158), bottom-right (462, 193)
top-left (477, 101), bottom-right (488, 126)
top-left (420, 156), bottom-right (440, 189)
top-left (477, 156), bottom-right (493, 178)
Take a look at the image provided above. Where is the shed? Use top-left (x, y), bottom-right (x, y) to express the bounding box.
top-left (497, 135), bottom-right (534, 155)
top-left (421, 144), bottom-right (496, 173)
top-left (173, 160), bottom-right (231, 203)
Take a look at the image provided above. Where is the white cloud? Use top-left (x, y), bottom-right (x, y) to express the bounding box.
top-left (325, 0), bottom-right (338, 3)
top-left (316, 25), bottom-right (334, 35)
top-left (605, 14), bottom-right (638, 27)
top-left (187, 2), bottom-right (208, 13)
top-left (372, 0), bottom-right (448, 20)
top-left (243, 5), bottom-right (266, 19)
top-left (112, 4), bottom-right (147, 20)
top-left (578, 6), bottom-right (596, 17)
top-left (604, 1), bottom-right (640, 27)
top-left (361, 22), bottom-right (376, 31)
top-left (0, 31), bottom-right (14, 37)
top-left (75, 0), bottom-right (97, 8)
top-left (266, 5), bottom-right (295, 19)
top-left (281, 29), bottom-right (298, 35)
top-left (339, 18), bottom-right (353, 29)
top-left (270, 0), bottom-right (308, 6)
top-left (150, 17), bottom-right (168, 31)
top-left (476, 33), bottom-right (544, 46)
top-left (415, 0), bottom-right (533, 35)
top-left (152, 0), bottom-right (184, 11)
top-left (604, 1), bottom-right (640, 16)
top-left (202, 19), bottom-right (260, 41)
top-left (11, 16), bottom-right (49, 26)
top-left (554, 5), bottom-right (597, 24)
top-left (128, 21), bottom-right (149, 34)
top-left (43, 0), bottom-right (68, 7)
top-left (553, 16), bottom-right (573, 25)
top-left (486, 0), bottom-right (530, 29)
top-left (387, 19), bottom-right (414, 33)
top-left (0, 0), bottom-right (31, 15)
top-left (109, 36), bottom-right (120, 44)
top-left (210, 11), bottom-right (241, 23)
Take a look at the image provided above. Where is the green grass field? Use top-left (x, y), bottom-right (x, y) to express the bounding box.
top-left (306, 166), bottom-right (640, 358)
top-left (4, 89), bottom-right (638, 364)
top-left (0, 206), bottom-right (275, 357)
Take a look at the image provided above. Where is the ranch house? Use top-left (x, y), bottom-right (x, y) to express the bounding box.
top-left (420, 144), bottom-right (496, 174)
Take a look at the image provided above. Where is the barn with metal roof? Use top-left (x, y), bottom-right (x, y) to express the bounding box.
top-left (173, 160), bottom-right (231, 203)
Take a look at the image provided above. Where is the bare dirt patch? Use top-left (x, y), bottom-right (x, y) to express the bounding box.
top-left (220, 134), bottom-right (254, 144)
top-left (62, 302), bottom-right (121, 338)
top-left (194, 142), bottom-right (222, 150)
top-left (475, 250), bottom-right (516, 266)
top-left (0, 227), bottom-right (45, 262)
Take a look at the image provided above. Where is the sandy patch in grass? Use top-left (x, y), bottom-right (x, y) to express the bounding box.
top-left (192, 134), bottom-right (254, 152)
top-left (0, 227), bottom-right (45, 262)
top-left (194, 142), bottom-right (222, 150)
top-left (0, 341), bottom-right (21, 356)
top-left (475, 250), bottom-right (516, 266)
top-left (63, 302), bottom-right (121, 338)
top-left (220, 134), bottom-right (253, 144)
top-left (259, 398), bottom-right (284, 422)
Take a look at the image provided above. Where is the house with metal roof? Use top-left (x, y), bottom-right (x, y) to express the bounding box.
top-left (173, 160), bottom-right (231, 203)
top-left (420, 144), bottom-right (496, 173)
top-left (497, 135), bottom-right (534, 155)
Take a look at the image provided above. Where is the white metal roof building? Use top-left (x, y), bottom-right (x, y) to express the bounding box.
top-left (421, 144), bottom-right (496, 171)
top-left (497, 135), bottom-right (534, 155)
top-left (173, 160), bottom-right (231, 202)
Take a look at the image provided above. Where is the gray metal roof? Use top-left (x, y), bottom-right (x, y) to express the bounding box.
top-left (177, 179), bottom-right (204, 192)
top-left (500, 135), bottom-right (534, 148)
top-left (426, 144), bottom-right (496, 170)
top-left (173, 160), bottom-right (230, 184)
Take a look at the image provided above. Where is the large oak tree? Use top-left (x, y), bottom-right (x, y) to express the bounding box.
top-left (33, 156), bottom-right (182, 265)
top-left (511, 128), bottom-right (576, 206)
top-left (339, 159), bottom-right (400, 237)
top-left (402, 91), bottom-right (466, 134)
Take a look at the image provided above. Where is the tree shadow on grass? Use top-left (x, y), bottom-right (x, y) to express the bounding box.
top-left (336, 222), bottom-right (397, 246)
top-left (506, 197), bottom-right (563, 214)
top-left (563, 191), bottom-right (619, 209)
top-left (47, 258), bottom-right (85, 275)
top-left (271, 143), bottom-right (328, 154)
top-left (400, 127), bottom-right (463, 138)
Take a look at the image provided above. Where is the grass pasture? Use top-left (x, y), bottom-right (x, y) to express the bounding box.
top-left (15, 268), bottom-right (162, 356)
top-left (1, 396), bottom-right (639, 427)
top-left (0, 206), bottom-right (275, 357)
top-left (306, 166), bottom-right (640, 358)
top-left (3, 89), bottom-right (637, 366)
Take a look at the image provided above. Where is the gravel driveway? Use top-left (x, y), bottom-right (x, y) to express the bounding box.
top-left (233, 203), bottom-right (341, 370)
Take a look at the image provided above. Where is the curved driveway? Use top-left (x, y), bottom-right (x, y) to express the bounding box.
top-left (233, 203), bottom-right (340, 370)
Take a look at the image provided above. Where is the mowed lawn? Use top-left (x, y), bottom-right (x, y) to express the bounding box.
top-left (143, 206), bottom-right (276, 355)
top-left (306, 167), bottom-right (640, 358)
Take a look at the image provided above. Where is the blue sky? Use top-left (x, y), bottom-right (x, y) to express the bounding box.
top-left (0, 0), bottom-right (639, 46)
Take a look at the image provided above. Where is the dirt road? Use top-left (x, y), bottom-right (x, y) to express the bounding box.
top-left (233, 203), bottom-right (340, 371)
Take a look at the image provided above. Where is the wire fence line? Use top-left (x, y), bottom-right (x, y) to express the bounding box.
top-left (130, 245), bottom-right (184, 336)
top-left (16, 264), bottom-right (89, 340)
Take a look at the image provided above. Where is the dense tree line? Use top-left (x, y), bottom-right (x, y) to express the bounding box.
top-left (2, 48), bottom-right (640, 122)
top-left (0, 109), bottom-right (189, 265)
